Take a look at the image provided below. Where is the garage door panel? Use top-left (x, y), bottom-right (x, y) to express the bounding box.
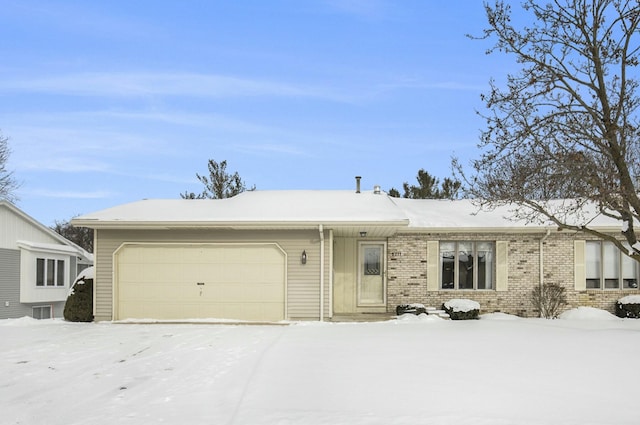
top-left (116, 244), bottom-right (285, 321)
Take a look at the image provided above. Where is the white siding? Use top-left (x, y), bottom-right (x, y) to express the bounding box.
top-left (0, 206), bottom-right (61, 249)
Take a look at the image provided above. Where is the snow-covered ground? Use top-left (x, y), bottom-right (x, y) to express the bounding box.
top-left (2, 308), bottom-right (639, 425)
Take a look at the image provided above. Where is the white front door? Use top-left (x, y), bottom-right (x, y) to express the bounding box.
top-left (357, 242), bottom-right (386, 305)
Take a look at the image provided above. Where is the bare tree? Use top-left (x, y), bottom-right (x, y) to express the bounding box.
top-left (458, 0), bottom-right (640, 260)
top-left (0, 131), bottom-right (19, 202)
top-left (181, 159), bottom-right (254, 199)
top-left (52, 218), bottom-right (94, 253)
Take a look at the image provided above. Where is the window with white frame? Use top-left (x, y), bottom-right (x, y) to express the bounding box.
top-left (586, 241), bottom-right (639, 289)
top-left (440, 241), bottom-right (494, 290)
top-left (35, 258), bottom-right (66, 287)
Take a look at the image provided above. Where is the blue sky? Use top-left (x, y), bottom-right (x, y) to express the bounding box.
top-left (0, 0), bottom-right (518, 226)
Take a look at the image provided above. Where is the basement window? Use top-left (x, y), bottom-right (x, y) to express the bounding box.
top-left (440, 241), bottom-right (494, 290)
top-left (32, 305), bottom-right (52, 319)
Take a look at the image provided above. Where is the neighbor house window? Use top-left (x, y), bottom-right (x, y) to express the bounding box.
top-left (32, 305), bottom-right (52, 319)
top-left (35, 258), bottom-right (66, 287)
top-left (440, 241), bottom-right (494, 290)
top-left (586, 241), bottom-right (638, 289)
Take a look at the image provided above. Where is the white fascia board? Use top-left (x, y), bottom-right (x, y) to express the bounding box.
top-left (17, 240), bottom-right (83, 255)
top-left (71, 219), bottom-right (410, 230)
top-left (398, 225), bottom-right (622, 234)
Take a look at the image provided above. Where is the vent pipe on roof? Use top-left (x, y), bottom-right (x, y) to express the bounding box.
top-left (355, 176), bottom-right (361, 193)
top-left (373, 185), bottom-right (381, 194)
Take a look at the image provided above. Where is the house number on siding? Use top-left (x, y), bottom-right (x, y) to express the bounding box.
top-left (390, 251), bottom-right (402, 258)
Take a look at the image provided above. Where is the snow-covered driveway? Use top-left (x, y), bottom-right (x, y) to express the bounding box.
top-left (2, 311), bottom-right (640, 425)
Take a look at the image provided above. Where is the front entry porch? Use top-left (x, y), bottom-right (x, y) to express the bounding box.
top-left (332, 237), bottom-right (389, 315)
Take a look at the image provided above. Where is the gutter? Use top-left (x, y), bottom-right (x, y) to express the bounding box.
top-left (329, 229), bottom-right (334, 319)
top-left (319, 224), bottom-right (325, 321)
top-left (70, 219), bottom-right (409, 230)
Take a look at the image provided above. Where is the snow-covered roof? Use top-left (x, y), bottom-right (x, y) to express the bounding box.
top-left (72, 190), bottom-right (623, 233)
top-left (392, 198), bottom-right (524, 230)
top-left (17, 240), bottom-right (87, 256)
top-left (72, 190), bottom-right (409, 229)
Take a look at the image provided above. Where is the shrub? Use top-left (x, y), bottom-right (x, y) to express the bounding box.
top-left (531, 283), bottom-right (567, 319)
top-left (396, 304), bottom-right (427, 316)
top-left (616, 295), bottom-right (640, 318)
top-left (64, 268), bottom-right (94, 322)
top-left (442, 299), bottom-right (480, 320)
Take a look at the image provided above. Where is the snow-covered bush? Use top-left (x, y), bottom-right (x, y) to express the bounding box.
top-left (531, 283), bottom-right (566, 319)
top-left (63, 267), bottom-right (94, 322)
top-left (443, 299), bottom-right (480, 320)
top-left (395, 303), bottom-right (427, 316)
top-left (616, 295), bottom-right (640, 318)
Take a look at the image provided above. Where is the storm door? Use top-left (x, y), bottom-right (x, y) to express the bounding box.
top-left (357, 242), bottom-right (386, 305)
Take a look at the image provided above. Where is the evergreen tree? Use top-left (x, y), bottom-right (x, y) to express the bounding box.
top-left (390, 169), bottom-right (461, 199)
top-left (181, 159), bottom-right (254, 199)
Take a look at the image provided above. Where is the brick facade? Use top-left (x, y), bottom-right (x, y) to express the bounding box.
top-left (387, 231), bottom-right (638, 317)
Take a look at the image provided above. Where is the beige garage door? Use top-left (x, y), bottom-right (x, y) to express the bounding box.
top-left (115, 243), bottom-right (286, 321)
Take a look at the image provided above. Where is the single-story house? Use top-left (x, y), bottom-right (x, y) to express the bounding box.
top-left (1, 201), bottom-right (93, 319)
top-left (71, 184), bottom-right (635, 322)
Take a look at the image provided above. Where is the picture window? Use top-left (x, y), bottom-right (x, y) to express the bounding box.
top-left (440, 241), bottom-right (494, 290)
top-left (35, 257), bottom-right (66, 287)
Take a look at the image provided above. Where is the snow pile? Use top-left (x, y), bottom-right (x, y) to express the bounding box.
top-left (75, 266), bottom-right (94, 282)
top-left (559, 307), bottom-right (619, 320)
top-left (0, 316), bottom-right (55, 327)
top-left (444, 298), bottom-right (480, 312)
top-left (395, 313), bottom-right (443, 322)
top-left (618, 295), bottom-right (640, 305)
top-left (480, 312), bottom-right (521, 321)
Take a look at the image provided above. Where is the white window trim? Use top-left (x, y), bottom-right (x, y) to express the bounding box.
top-left (439, 241), bottom-right (496, 291)
top-left (585, 240), bottom-right (639, 290)
top-left (35, 256), bottom-right (67, 288)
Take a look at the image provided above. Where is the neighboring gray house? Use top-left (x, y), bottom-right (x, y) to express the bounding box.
top-left (1, 201), bottom-right (93, 319)
top-left (72, 185), bottom-right (636, 322)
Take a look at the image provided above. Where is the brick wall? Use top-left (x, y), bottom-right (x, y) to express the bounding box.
top-left (387, 231), bottom-right (638, 317)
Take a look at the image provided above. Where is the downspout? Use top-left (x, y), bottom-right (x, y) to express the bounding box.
top-left (329, 229), bottom-right (334, 319)
top-left (319, 224), bottom-right (325, 321)
top-left (539, 228), bottom-right (551, 317)
top-left (93, 228), bottom-right (98, 321)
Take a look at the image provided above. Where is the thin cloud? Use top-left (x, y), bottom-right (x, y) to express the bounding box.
top-left (15, 157), bottom-right (111, 173)
top-left (19, 189), bottom-right (114, 199)
top-left (0, 72), bottom-right (358, 103)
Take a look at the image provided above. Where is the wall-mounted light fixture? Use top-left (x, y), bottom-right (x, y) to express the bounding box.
top-left (359, 231), bottom-right (367, 238)
top-left (301, 250), bottom-right (307, 265)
